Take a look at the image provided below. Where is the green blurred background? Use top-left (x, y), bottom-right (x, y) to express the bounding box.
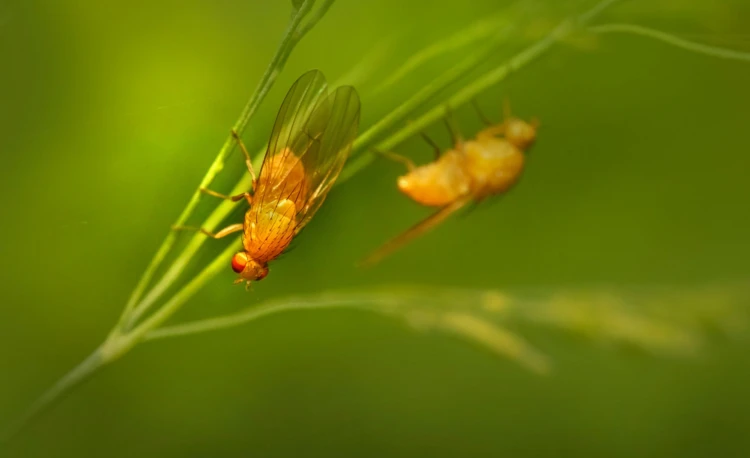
top-left (2, 0), bottom-right (750, 456)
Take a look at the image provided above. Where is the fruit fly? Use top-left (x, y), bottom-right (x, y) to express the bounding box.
top-left (175, 70), bottom-right (360, 286)
top-left (360, 100), bottom-right (537, 266)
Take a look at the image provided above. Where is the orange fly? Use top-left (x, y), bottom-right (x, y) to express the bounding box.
top-left (360, 100), bottom-right (537, 266)
top-left (175, 70), bottom-right (360, 286)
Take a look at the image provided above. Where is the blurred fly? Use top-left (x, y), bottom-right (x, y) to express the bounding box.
top-left (360, 100), bottom-right (537, 266)
top-left (175, 70), bottom-right (360, 286)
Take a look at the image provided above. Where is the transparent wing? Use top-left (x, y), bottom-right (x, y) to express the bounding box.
top-left (358, 196), bottom-right (472, 267)
top-left (254, 69), bottom-right (329, 218)
top-left (294, 85), bottom-right (361, 231)
top-left (254, 70), bottom-right (360, 238)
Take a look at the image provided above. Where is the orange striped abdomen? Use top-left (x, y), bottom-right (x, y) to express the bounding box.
top-left (397, 149), bottom-right (472, 207)
top-left (243, 199), bottom-right (297, 263)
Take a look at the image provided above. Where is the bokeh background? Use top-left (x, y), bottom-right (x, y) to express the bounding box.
top-left (2, 0), bottom-right (750, 456)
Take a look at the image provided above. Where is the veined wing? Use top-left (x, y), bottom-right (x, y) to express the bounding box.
top-left (294, 84), bottom-right (360, 231)
top-left (358, 195), bottom-right (472, 267)
top-left (254, 69), bottom-right (329, 214)
top-left (254, 69), bottom-right (360, 234)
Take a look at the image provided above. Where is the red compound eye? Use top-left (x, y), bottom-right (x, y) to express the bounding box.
top-left (231, 252), bottom-right (248, 273)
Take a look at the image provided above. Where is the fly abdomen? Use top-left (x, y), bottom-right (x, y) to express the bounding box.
top-left (244, 199), bottom-right (297, 262)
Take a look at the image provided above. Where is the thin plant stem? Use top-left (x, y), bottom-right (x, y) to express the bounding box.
top-left (142, 287), bottom-right (510, 341)
top-left (577, 0), bottom-right (619, 24)
top-left (127, 240), bottom-right (242, 344)
top-left (146, 292), bottom-right (406, 340)
top-left (143, 283), bottom-right (750, 361)
top-left (372, 5), bottom-right (529, 95)
top-left (143, 287), bottom-right (551, 374)
top-left (590, 23), bottom-right (750, 61)
top-left (296, 0), bottom-right (335, 38)
top-left (349, 14), bottom-right (525, 156)
top-left (0, 349), bottom-right (105, 443)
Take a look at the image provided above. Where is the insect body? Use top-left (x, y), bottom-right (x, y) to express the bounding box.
top-left (175, 70), bottom-right (361, 286)
top-left (360, 101), bottom-right (537, 266)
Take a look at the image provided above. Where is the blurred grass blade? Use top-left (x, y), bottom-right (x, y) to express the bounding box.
top-left (519, 290), bottom-right (703, 357)
top-left (589, 23), bottom-right (750, 61)
top-left (333, 38), bottom-right (395, 89)
top-left (372, 3), bottom-right (536, 95)
top-left (348, 3), bottom-right (537, 159)
top-left (436, 313), bottom-right (550, 374)
top-left (144, 284), bottom-right (748, 373)
top-left (144, 287), bottom-right (550, 373)
top-left (296, 0), bottom-right (333, 38)
top-left (0, 348), bottom-right (105, 443)
top-left (291, 0), bottom-right (311, 12)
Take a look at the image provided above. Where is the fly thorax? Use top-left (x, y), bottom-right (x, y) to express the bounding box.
top-left (465, 139), bottom-right (525, 195)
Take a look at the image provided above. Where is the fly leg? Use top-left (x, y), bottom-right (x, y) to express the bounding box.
top-left (502, 97), bottom-right (513, 120)
top-left (419, 132), bottom-right (443, 160)
top-left (471, 99), bottom-right (494, 126)
top-left (403, 118), bottom-right (443, 160)
top-left (372, 149), bottom-right (416, 172)
top-left (231, 129), bottom-right (257, 181)
top-left (476, 98), bottom-right (511, 138)
top-left (359, 196), bottom-right (471, 267)
top-left (443, 105), bottom-right (464, 148)
top-left (172, 223), bottom-right (244, 239)
top-left (498, 97), bottom-right (515, 132)
top-left (199, 187), bottom-right (252, 205)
